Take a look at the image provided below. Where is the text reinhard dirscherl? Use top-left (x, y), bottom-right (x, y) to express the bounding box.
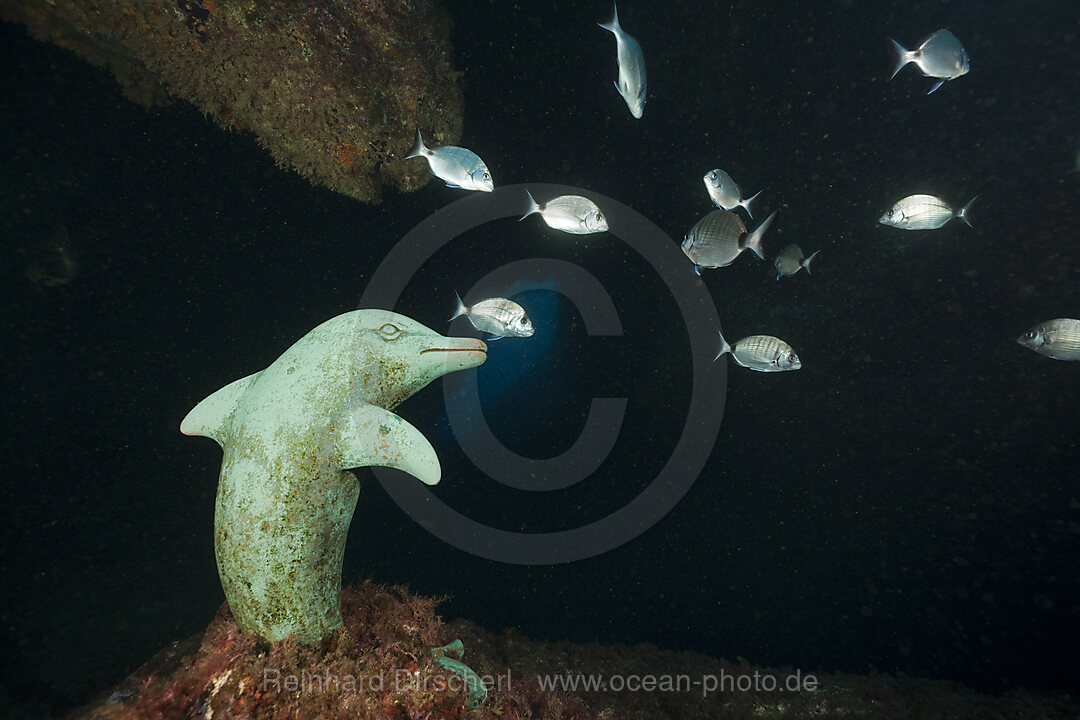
top-left (262, 668), bottom-right (818, 698)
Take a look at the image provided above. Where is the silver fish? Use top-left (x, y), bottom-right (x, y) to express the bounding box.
top-left (406, 130), bottom-right (493, 192)
top-left (598, 2), bottom-right (646, 119)
top-left (451, 293), bottom-right (534, 340)
top-left (1016, 319), bottom-right (1080, 360)
top-left (520, 190), bottom-right (608, 234)
top-left (878, 194), bottom-right (976, 231)
top-left (715, 330), bottom-right (802, 372)
top-left (681, 209), bottom-right (776, 274)
top-left (703, 169), bottom-right (762, 218)
top-left (889, 29), bottom-right (970, 95)
top-left (773, 244), bottom-right (819, 280)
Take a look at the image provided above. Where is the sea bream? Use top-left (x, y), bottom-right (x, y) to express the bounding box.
top-left (878, 194), bottom-right (976, 231)
top-left (451, 293), bottom-right (534, 340)
top-left (681, 209), bottom-right (777, 274)
top-left (598, 1), bottom-right (646, 118)
top-left (520, 190), bottom-right (609, 234)
top-left (889, 29), bottom-right (970, 95)
top-left (715, 330), bottom-right (802, 372)
top-left (1016, 319), bottom-right (1080, 361)
top-left (703, 169), bottom-right (762, 218)
top-left (406, 130), bottom-right (494, 192)
top-left (773, 244), bottom-right (819, 280)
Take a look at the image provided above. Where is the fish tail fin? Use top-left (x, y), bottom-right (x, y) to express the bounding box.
top-left (597, 1), bottom-right (619, 34)
top-left (449, 291), bottom-right (467, 322)
top-left (741, 188), bottom-right (763, 219)
top-left (957, 196), bottom-right (978, 229)
top-left (714, 329), bottom-right (733, 362)
top-left (744, 210), bottom-right (777, 261)
top-left (405, 129), bottom-right (427, 160)
top-left (520, 189), bottom-right (541, 221)
top-left (802, 249), bottom-right (820, 274)
top-left (889, 38), bottom-right (913, 81)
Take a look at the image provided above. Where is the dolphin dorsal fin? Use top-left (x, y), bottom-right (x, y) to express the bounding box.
top-left (180, 371), bottom-right (260, 445)
top-left (335, 403), bottom-right (441, 485)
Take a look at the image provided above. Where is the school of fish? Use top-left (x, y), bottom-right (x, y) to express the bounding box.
top-left (405, 3), bottom-right (1077, 363)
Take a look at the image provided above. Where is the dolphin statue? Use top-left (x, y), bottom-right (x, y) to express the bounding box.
top-left (181, 310), bottom-right (486, 642)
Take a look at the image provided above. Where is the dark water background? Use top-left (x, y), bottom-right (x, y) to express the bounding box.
top-left (2, 0), bottom-right (1079, 714)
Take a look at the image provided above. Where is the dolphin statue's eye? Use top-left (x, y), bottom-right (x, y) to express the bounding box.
top-left (378, 323), bottom-right (402, 340)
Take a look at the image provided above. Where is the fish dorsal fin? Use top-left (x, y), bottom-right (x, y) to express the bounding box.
top-left (335, 403), bottom-right (441, 486)
top-left (180, 371), bottom-right (260, 445)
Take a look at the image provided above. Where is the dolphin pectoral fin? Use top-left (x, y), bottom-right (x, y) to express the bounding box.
top-left (336, 403), bottom-right (442, 486)
top-left (180, 371), bottom-right (260, 444)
